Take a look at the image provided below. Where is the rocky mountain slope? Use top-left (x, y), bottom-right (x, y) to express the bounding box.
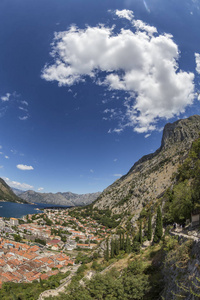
top-left (0, 178), bottom-right (27, 203)
top-left (93, 115), bottom-right (200, 223)
top-left (15, 190), bottom-right (101, 206)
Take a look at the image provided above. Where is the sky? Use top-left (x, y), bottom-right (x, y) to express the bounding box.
top-left (0, 0), bottom-right (200, 194)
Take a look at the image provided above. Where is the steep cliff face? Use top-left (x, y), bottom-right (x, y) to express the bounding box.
top-left (93, 115), bottom-right (200, 221)
top-left (0, 178), bottom-right (26, 203)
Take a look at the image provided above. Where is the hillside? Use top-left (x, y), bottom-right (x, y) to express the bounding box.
top-left (0, 178), bottom-right (27, 203)
top-left (93, 115), bottom-right (200, 224)
top-left (15, 190), bottom-right (101, 206)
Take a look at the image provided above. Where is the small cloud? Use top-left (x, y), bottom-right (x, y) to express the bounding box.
top-left (0, 165), bottom-right (3, 169)
top-left (1, 93), bottom-right (11, 102)
top-left (11, 149), bottom-right (17, 154)
top-left (113, 174), bottom-right (122, 177)
top-left (114, 158), bottom-right (118, 162)
top-left (21, 100), bottom-right (28, 106)
top-left (3, 177), bottom-right (33, 190)
top-left (0, 152), bottom-right (3, 155)
top-left (19, 115), bottom-right (29, 121)
top-left (16, 164), bottom-right (34, 171)
top-left (115, 9), bottom-right (134, 21)
top-left (0, 145), bottom-right (2, 149)
top-left (5, 155), bottom-right (9, 159)
top-left (145, 134), bottom-right (151, 138)
top-left (113, 128), bottom-right (123, 134)
top-left (90, 169), bottom-right (94, 173)
top-left (38, 187), bottom-right (44, 191)
top-left (19, 106), bottom-right (28, 112)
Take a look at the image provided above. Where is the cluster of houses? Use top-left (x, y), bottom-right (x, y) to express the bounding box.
top-left (0, 208), bottom-right (111, 287)
top-left (0, 238), bottom-right (74, 287)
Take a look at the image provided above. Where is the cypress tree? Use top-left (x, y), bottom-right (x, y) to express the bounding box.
top-left (153, 206), bottom-right (163, 243)
top-left (147, 211), bottom-right (152, 241)
top-left (104, 238), bottom-right (109, 261)
top-left (110, 239), bottom-right (115, 258)
top-left (114, 238), bottom-right (119, 256)
top-left (125, 234), bottom-right (131, 253)
top-left (139, 219), bottom-right (143, 244)
top-left (119, 233), bottom-right (122, 250)
top-left (122, 233), bottom-right (125, 250)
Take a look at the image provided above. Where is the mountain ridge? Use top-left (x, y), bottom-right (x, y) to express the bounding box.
top-left (14, 189), bottom-right (101, 206)
top-left (93, 115), bottom-right (200, 224)
top-left (0, 178), bottom-right (27, 203)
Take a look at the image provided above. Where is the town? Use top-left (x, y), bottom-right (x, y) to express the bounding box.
top-left (0, 208), bottom-right (110, 287)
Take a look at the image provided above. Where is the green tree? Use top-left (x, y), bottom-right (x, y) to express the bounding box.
top-left (114, 238), bottom-right (119, 256)
top-left (104, 238), bottom-right (109, 261)
top-left (153, 206), bottom-right (163, 243)
top-left (110, 239), bottom-right (115, 258)
top-left (139, 219), bottom-right (143, 244)
top-left (147, 211), bottom-right (152, 241)
top-left (125, 234), bottom-right (131, 253)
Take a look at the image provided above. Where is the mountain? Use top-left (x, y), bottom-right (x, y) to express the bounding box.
top-left (0, 178), bottom-right (27, 203)
top-left (12, 188), bottom-right (24, 196)
top-left (15, 190), bottom-right (101, 206)
top-left (93, 115), bottom-right (200, 223)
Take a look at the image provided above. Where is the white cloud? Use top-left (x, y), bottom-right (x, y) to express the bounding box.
top-left (38, 187), bottom-right (44, 191)
top-left (1, 93), bottom-right (11, 102)
top-left (5, 155), bottom-right (9, 159)
top-left (113, 174), bottom-right (122, 177)
top-left (19, 106), bottom-right (28, 112)
top-left (115, 9), bottom-right (134, 21)
top-left (0, 165), bottom-right (3, 169)
top-left (16, 164), bottom-right (34, 171)
top-left (145, 133), bottom-right (151, 138)
top-left (21, 100), bottom-right (28, 106)
top-left (113, 158), bottom-right (118, 162)
top-left (42, 10), bottom-right (195, 133)
top-left (0, 145), bottom-right (2, 149)
top-left (0, 152), bottom-right (3, 155)
top-left (90, 169), bottom-right (94, 173)
top-left (3, 177), bottom-right (33, 190)
top-left (19, 115), bottom-right (29, 121)
top-left (195, 53), bottom-right (200, 74)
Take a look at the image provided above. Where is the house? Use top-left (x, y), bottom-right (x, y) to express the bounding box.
top-left (10, 218), bottom-right (19, 226)
top-left (191, 210), bottom-right (200, 227)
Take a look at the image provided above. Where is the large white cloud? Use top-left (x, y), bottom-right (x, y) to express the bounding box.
top-left (16, 164), bottom-right (34, 171)
top-left (42, 10), bottom-right (195, 133)
top-left (3, 177), bottom-right (33, 190)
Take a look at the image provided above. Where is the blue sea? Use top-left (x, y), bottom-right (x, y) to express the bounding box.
top-left (0, 202), bottom-right (70, 218)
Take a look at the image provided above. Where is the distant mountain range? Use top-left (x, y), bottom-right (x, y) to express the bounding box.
top-left (12, 188), bottom-right (101, 207)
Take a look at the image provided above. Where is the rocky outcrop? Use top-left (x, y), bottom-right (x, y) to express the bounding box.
top-left (93, 115), bottom-right (200, 222)
top-left (162, 237), bottom-right (200, 299)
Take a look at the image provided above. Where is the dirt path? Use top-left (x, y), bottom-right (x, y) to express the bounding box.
top-left (38, 264), bottom-right (80, 300)
top-left (170, 228), bottom-right (199, 242)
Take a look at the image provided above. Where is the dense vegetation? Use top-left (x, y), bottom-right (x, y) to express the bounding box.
top-left (0, 271), bottom-right (70, 300)
top-left (69, 207), bottom-right (121, 228)
top-left (47, 260), bottom-right (150, 300)
top-left (163, 136), bottom-right (200, 224)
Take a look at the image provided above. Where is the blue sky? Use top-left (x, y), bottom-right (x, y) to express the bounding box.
top-left (0, 0), bottom-right (200, 194)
